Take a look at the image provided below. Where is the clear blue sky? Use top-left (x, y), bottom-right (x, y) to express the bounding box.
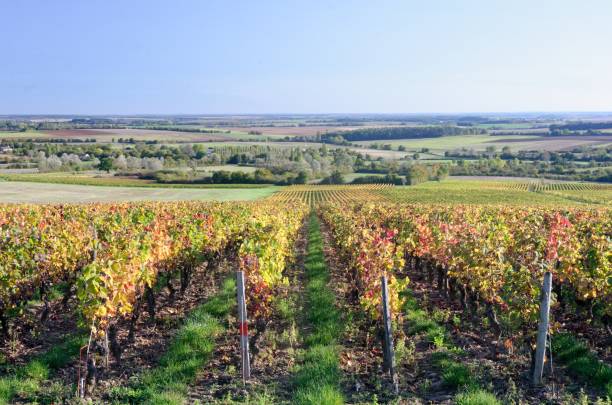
top-left (1, 0), bottom-right (611, 114)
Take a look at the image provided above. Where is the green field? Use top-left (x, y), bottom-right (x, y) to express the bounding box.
top-left (0, 131), bottom-right (49, 139)
top-left (354, 134), bottom-right (540, 151)
top-left (0, 170), bottom-right (267, 189)
top-left (2, 173), bottom-right (610, 206)
top-left (355, 134), bottom-right (612, 153)
top-left (0, 181), bottom-right (279, 203)
top-left (382, 179), bottom-right (610, 205)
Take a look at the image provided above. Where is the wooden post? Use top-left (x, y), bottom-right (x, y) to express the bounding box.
top-left (237, 271), bottom-right (251, 382)
top-left (381, 275), bottom-right (398, 393)
top-left (533, 271), bottom-right (552, 386)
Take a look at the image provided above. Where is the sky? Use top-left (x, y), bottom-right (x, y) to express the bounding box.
top-left (1, 0), bottom-right (611, 115)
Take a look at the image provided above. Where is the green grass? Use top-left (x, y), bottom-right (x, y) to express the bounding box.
top-left (292, 213), bottom-right (344, 405)
top-left (431, 352), bottom-right (473, 389)
top-left (403, 294), bottom-right (448, 346)
top-left (401, 289), bottom-right (500, 402)
top-left (0, 180), bottom-right (279, 203)
top-left (354, 134), bottom-right (540, 151)
top-left (455, 389), bottom-right (502, 405)
top-left (109, 277), bottom-right (235, 404)
top-left (0, 334), bottom-right (87, 404)
top-left (552, 333), bottom-right (612, 398)
top-left (0, 172), bottom-right (271, 189)
top-left (0, 131), bottom-right (51, 139)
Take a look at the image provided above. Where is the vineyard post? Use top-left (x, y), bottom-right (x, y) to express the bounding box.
top-left (533, 271), bottom-right (552, 386)
top-left (236, 271), bottom-right (251, 383)
top-left (381, 275), bottom-right (398, 393)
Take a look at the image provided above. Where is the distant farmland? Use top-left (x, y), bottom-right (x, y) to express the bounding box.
top-left (219, 125), bottom-right (377, 137)
top-left (355, 133), bottom-right (612, 152)
top-left (0, 181), bottom-right (278, 203)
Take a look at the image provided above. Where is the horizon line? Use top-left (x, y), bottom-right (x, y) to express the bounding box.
top-left (2, 110), bottom-right (612, 118)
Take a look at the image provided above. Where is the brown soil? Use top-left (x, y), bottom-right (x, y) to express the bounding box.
top-left (41, 129), bottom-right (110, 137)
top-left (0, 294), bottom-right (80, 366)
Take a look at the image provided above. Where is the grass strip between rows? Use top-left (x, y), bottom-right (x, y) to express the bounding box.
top-left (109, 277), bottom-right (235, 404)
top-left (401, 290), bottom-right (501, 405)
top-left (0, 333), bottom-right (87, 404)
top-left (552, 333), bottom-right (612, 399)
top-left (292, 213), bottom-right (344, 405)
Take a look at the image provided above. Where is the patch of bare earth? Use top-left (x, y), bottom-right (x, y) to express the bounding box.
top-left (0, 295), bottom-right (79, 367)
top-left (41, 129), bottom-right (110, 137)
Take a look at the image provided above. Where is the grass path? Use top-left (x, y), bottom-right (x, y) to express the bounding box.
top-left (0, 334), bottom-right (87, 404)
top-left (292, 213), bottom-right (344, 405)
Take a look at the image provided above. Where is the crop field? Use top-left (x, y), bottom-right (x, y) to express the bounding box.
top-left (0, 128), bottom-right (287, 142)
top-left (220, 125), bottom-right (371, 137)
top-left (0, 131), bottom-right (51, 139)
top-left (0, 171), bottom-right (265, 188)
top-left (384, 180), bottom-right (612, 205)
top-left (264, 181), bottom-right (611, 207)
top-left (0, 181), bottom-right (278, 203)
top-left (0, 187), bottom-right (609, 404)
top-left (489, 180), bottom-right (612, 205)
top-left (354, 133), bottom-right (612, 152)
top-left (354, 134), bottom-right (538, 150)
top-left (267, 184), bottom-right (392, 206)
top-left (42, 128), bottom-right (284, 142)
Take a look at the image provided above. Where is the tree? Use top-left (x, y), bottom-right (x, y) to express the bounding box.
top-left (113, 155), bottom-right (128, 171)
top-left (295, 171), bottom-right (308, 184)
top-left (320, 170), bottom-right (345, 184)
top-left (435, 165), bottom-right (450, 181)
top-left (406, 164), bottom-right (429, 185)
top-left (98, 157), bottom-right (114, 172)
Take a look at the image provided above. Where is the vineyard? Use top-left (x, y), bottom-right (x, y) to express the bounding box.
top-left (497, 181), bottom-right (612, 205)
top-left (320, 202), bottom-right (611, 335)
top-left (267, 184), bottom-right (392, 206)
top-left (266, 181), bottom-right (612, 206)
top-left (501, 182), bottom-right (612, 192)
top-left (0, 194), bottom-right (611, 404)
top-left (383, 180), bottom-right (612, 206)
